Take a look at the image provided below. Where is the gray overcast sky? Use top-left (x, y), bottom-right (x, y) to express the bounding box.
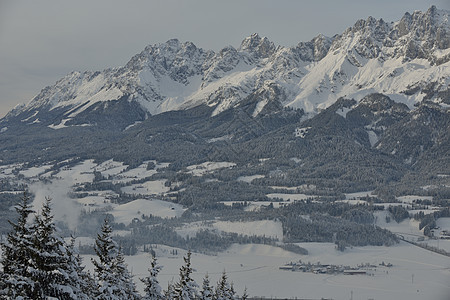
top-left (0, 0), bottom-right (448, 117)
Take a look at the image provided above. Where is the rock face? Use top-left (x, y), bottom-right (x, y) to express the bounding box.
top-left (2, 6), bottom-right (449, 130)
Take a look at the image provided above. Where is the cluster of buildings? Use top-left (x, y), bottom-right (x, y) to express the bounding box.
top-left (279, 260), bottom-right (392, 276)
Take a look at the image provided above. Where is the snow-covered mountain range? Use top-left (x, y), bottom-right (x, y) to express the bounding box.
top-left (3, 6), bottom-right (448, 129)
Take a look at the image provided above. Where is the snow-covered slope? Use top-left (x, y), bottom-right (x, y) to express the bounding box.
top-left (3, 6), bottom-right (449, 129)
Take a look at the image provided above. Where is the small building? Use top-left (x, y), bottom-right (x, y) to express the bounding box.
top-left (343, 269), bottom-right (367, 275)
top-left (279, 265), bottom-right (294, 271)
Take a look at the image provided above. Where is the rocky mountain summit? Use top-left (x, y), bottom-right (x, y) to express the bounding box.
top-left (2, 6), bottom-right (448, 131)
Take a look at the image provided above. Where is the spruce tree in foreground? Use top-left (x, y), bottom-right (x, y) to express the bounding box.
top-left (115, 248), bottom-right (141, 299)
top-left (92, 217), bottom-right (121, 299)
top-left (0, 192), bottom-right (35, 298)
top-left (241, 287), bottom-right (249, 300)
top-left (92, 217), bottom-right (140, 299)
top-left (29, 197), bottom-right (86, 299)
top-left (215, 270), bottom-right (236, 300)
top-left (200, 273), bottom-right (213, 300)
top-left (141, 254), bottom-right (163, 300)
top-left (174, 250), bottom-right (198, 300)
top-left (164, 281), bottom-right (177, 300)
top-left (66, 237), bottom-right (97, 299)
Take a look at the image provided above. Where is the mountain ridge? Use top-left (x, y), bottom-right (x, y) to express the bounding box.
top-left (1, 6), bottom-right (449, 131)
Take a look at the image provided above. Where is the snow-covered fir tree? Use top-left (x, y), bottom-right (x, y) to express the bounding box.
top-left (241, 287), bottom-right (249, 300)
top-left (164, 281), bottom-right (177, 300)
top-left (229, 283), bottom-right (237, 300)
top-left (28, 197), bottom-right (86, 299)
top-left (141, 254), bottom-right (163, 300)
top-left (174, 250), bottom-right (198, 300)
top-left (92, 217), bottom-right (140, 300)
top-left (66, 237), bottom-right (97, 299)
top-left (115, 248), bottom-right (141, 299)
top-left (200, 273), bottom-right (213, 300)
top-left (0, 192), bottom-right (36, 298)
top-left (215, 270), bottom-right (236, 300)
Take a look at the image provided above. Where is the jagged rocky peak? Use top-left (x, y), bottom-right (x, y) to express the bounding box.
top-left (125, 38), bottom-right (207, 85)
top-left (328, 18), bottom-right (385, 59)
top-left (394, 6), bottom-right (449, 60)
top-left (126, 38), bottom-right (204, 71)
top-left (295, 34), bottom-right (333, 62)
top-left (202, 46), bottom-right (240, 83)
top-left (311, 34), bottom-right (333, 60)
top-left (219, 45), bottom-right (238, 57)
top-left (351, 16), bottom-right (390, 41)
top-left (240, 33), bottom-right (276, 58)
top-left (327, 6), bottom-right (449, 61)
top-left (397, 6), bottom-right (448, 42)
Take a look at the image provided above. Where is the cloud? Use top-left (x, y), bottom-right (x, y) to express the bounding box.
top-left (29, 179), bottom-right (81, 232)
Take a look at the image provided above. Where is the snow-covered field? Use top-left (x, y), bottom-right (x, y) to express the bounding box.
top-left (121, 180), bottom-right (170, 196)
top-left (344, 190), bottom-right (375, 199)
top-left (94, 159), bottom-right (128, 177)
top-left (110, 199), bottom-right (185, 225)
top-left (175, 220), bottom-right (283, 240)
top-left (186, 161), bottom-right (236, 176)
top-left (81, 242), bottom-right (450, 300)
top-left (19, 164), bottom-right (53, 178)
top-left (375, 210), bottom-right (424, 240)
top-left (237, 174), bottom-right (264, 183)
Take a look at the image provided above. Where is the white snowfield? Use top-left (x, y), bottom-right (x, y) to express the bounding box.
top-left (80, 242), bottom-right (450, 300)
top-left (175, 220), bottom-right (283, 240)
top-left (13, 159), bottom-right (175, 229)
top-left (185, 161), bottom-right (236, 176)
top-left (121, 180), bottom-right (170, 196)
top-left (237, 174), bottom-right (264, 183)
top-left (110, 199), bottom-right (185, 225)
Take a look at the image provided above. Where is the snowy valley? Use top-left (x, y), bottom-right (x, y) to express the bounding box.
top-left (0, 5), bottom-right (449, 300)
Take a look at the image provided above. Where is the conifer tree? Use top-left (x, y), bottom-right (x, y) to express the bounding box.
top-left (92, 217), bottom-right (120, 299)
top-left (28, 197), bottom-right (79, 298)
top-left (0, 192), bottom-right (36, 298)
top-left (92, 217), bottom-right (140, 300)
top-left (229, 282), bottom-right (237, 300)
top-left (174, 250), bottom-right (198, 300)
top-left (141, 254), bottom-right (163, 300)
top-left (115, 248), bottom-right (140, 299)
top-left (215, 270), bottom-right (236, 300)
top-left (241, 287), bottom-right (249, 300)
top-left (164, 281), bottom-right (177, 300)
top-left (200, 273), bottom-right (214, 300)
top-left (66, 237), bottom-right (97, 299)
